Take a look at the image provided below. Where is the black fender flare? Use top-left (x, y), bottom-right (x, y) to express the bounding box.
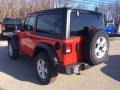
top-left (8, 35), bottom-right (19, 50)
top-left (33, 43), bottom-right (59, 76)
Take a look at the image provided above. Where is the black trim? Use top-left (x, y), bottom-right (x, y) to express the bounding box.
top-left (28, 7), bottom-right (102, 16)
top-left (34, 43), bottom-right (58, 61)
top-left (33, 43), bottom-right (59, 76)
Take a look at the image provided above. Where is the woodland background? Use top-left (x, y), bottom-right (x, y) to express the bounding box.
top-left (0, 0), bottom-right (120, 23)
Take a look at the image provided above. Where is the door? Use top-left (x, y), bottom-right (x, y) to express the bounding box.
top-left (20, 16), bottom-right (35, 57)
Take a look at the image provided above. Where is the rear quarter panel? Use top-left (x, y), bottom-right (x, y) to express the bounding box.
top-left (14, 31), bottom-right (85, 66)
top-left (32, 35), bottom-right (84, 66)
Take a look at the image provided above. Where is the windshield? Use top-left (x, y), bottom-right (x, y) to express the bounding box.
top-left (70, 11), bottom-right (104, 35)
top-left (3, 18), bottom-right (22, 25)
top-left (3, 18), bottom-right (12, 24)
top-left (13, 19), bottom-right (22, 25)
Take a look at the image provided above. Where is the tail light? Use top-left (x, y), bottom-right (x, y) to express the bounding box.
top-left (15, 26), bottom-right (18, 30)
top-left (91, 25), bottom-right (96, 29)
top-left (62, 43), bottom-right (72, 54)
top-left (2, 25), bottom-right (5, 31)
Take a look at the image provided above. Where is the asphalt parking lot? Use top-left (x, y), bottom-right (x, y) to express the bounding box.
top-left (0, 38), bottom-right (120, 90)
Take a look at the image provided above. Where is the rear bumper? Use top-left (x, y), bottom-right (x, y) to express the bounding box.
top-left (56, 62), bottom-right (90, 75)
top-left (0, 31), bottom-right (14, 40)
top-left (2, 31), bottom-right (13, 36)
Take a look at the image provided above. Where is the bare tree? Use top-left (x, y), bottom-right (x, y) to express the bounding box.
top-left (98, 0), bottom-right (120, 24)
top-left (0, 0), bottom-right (85, 20)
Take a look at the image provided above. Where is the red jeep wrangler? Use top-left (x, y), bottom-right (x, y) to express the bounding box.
top-left (8, 7), bottom-right (109, 85)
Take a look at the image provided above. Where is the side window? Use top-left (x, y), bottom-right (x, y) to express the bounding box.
top-left (24, 16), bottom-right (35, 31)
top-left (36, 14), bottom-right (62, 34)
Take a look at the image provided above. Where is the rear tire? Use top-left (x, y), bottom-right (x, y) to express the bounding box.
top-left (84, 30), bottom-right (109, 65)
top-left (8, 41), bottom-right (19, 59)
top-left (34, 52), bottom-right (57, 85)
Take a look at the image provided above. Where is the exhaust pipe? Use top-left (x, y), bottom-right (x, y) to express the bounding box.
top-left (73, 66), bottom-right (80, 75)
top-left (73, 63), bottom-right (90, 75)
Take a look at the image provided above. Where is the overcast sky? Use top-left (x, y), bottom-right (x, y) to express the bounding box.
top-left (77, 0), bottom-right (120, 10)
top-left (26, 0), bottom-right (120, 10)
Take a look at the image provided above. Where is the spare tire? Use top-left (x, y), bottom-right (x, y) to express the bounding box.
top-left (84, 30), bottom-right (109, 65)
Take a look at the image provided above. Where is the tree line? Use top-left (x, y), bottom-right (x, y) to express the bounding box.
top-left (0, 0), bottom-right (77, 20)
top-left (0, 0), bottom-right (120, 24)
top-left (98, 0), bottom-right (120, 24)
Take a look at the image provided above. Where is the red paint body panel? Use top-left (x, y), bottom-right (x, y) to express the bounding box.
top-left (15, 30), bottom-right (85, 66)
top-left (61, 37), bottom-right (84, 65)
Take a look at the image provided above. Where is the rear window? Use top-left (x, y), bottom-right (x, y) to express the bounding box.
top-left (36, 14), bottom-right (62, 35)
top-left (3, 18), bottom-right (12, 24)
top-left (3, 18), bottom-right (22, 25)
top-left (70, 12), bottom-right (104, 33)
top-left (13, 19), bottom-right (22, 25)
top-left (107, 24), bottom-right (115, 27)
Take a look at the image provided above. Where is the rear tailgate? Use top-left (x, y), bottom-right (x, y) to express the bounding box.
top-left (2, 24), bottom-right (15, 36)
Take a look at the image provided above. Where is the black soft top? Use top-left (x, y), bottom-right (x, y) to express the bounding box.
top-left (28, 7), bottom-right (102, 16)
